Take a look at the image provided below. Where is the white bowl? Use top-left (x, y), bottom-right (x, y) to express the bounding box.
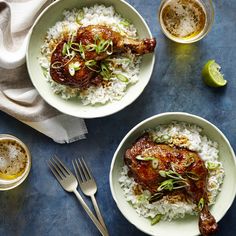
top-left (26, 0), bottom-right (155, 118)
top-left (109, 112), bottom-right (236, 236)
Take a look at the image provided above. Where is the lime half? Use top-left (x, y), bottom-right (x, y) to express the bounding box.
top-left (202, 60), bottom-right (227, 87)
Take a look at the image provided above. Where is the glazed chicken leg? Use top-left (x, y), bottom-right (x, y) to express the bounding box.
top-left (50, 25), bottom-right (156, 89)
top-left (76, 25), bottom-right (156, 60)
top-left (124, 134), bottom-right (217, 236)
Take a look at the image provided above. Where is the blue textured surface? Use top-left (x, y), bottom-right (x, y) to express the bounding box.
top-left (0, 0), bottom-right (236, 235)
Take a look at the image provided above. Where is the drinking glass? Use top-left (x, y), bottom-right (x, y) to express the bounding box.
top-left (158, 0), bottom-right (214, 43)
top-left (0, 134), bottom-right (31, 191)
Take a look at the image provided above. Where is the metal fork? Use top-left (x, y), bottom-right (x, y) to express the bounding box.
top-left (72, 158), bottom-right (108, 233)
top-left (48, 156), bottom-right (108, 236)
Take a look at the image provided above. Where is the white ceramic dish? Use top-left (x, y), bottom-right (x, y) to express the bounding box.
top-left (109, 112), bottom-right (236, 236)
top-left (26, 0), bottom-right (155, 118)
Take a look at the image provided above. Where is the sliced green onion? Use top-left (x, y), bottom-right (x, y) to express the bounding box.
top-left (207, 162), bottom-right (220, 170)
top-left (152, 159), bottom-right (159, 169)
top-left (98, 39), bottom-right (113, 54)
top-left (184, 156), bottom-right (195, 167)
top-left (159, 170), bottom-right (185, 180)
top-left (100, 62), bottom-right (111, 80)
top-left (157, 178), bottom-right (188, 192)
top-left (157, 179), bottom-right (174, 191)
top-left (51, 61), bottom-right (64, 69)
top-left (85, 60), bottom-right (97, 67)
top-left (151, 214), bottom-right (162, 225)
top-left (120, 19), bottom-right (131, 27)
top-left (70, 42), bottom-right (85, 59)
top-left (136, 155), bottom-right (155, 161)
top-left (149, 192), bottom-right (164, 203)
top-left (70, 43), bottom-right (80, 51)
top-left (62, 43), bottom-right (68, 56)
top-left (76, 10), bottom-right (84, 24)
top-left (86, 44), bottom-right (97, 52)
top-left (198, 197), bottom-right (205, 211)
top-left (163, 135), bottom-right (170, 140)
top-left (68, 31), bottom-right (76, 44)
top-left (186, 172), bottom-right (199, 181)
top-left (166, 170), bottom-right (185, 180)
top-left (154, 135), bottom-right (170, 143)
top-left (85, 60), bottom-right (100, 72)
top-left (159, 170), bottom-right (167, 178)
top-left (73, 61), bottom-right (81, 70)
top-left (78, 42), bottom-right (86, 59)
top-left (68, 61), bottom-right (81, 76)
top-left (172, 180), bottom-right (189, 189)
top-left (116, 74), bottom-right (129, 82)
top-left (85, 38), bottom-right (113, 55)
top-left (69, 64), bottom-right (75, 76)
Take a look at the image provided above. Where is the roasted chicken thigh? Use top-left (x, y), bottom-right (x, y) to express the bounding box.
top-left (124, 134), bottom-right (217, 236)
top-left (50, 25), bottom-right (156, 89)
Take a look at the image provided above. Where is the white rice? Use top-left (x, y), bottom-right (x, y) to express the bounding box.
top-left (119, 122), bottom-right (224, 222)
top-left (39, 4), bottom-right (141, 105)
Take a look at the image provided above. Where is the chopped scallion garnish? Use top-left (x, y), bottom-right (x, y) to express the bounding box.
top-left (152, 159), bottom-right (159, 169)
top-left (207, 162), bottom-right (220, 170)
top-left (198, 198), bottom-right (205, 211)
top-left (69, 64), bottom-right (75, 76)
top-left (157, 179), bottom-right (188, 192)
top-left (76, 10), bottom-right (84, 24)
top-left (68, 61), bottom-right (81, 76)
top-left (136, 155), bottom-right (155, 161)
top-left (186, 172), bottom-right (199, 181)
top-left (51, 61), bottom-right (64, 69)
top-left (116, 74), bottom-right (129, 82)
top-left (151, 214), bottom-right (162, 225)
top-left (62, 43), bottom-right (68, 56)
top-left (85, 60), bottom-right (100, 72)
top-left (120, 19), bottom-right (131, 27)
top-left (85, 38), bottom-right (113, 55)
top-left (100, 62), bottom-right (111, 80)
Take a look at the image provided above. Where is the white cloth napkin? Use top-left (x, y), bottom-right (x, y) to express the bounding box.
top-left (0, 0), bottom-right (88, 143)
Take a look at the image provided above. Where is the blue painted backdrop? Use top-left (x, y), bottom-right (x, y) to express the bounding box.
top-left (0, 0), bottom-right (235, 235)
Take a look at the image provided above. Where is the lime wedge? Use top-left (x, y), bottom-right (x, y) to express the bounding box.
top-left (202, 60), bottom-right (227, 87)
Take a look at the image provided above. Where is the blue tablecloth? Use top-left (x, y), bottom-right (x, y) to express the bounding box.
top-left (0, 0), bottom-right (235, 235)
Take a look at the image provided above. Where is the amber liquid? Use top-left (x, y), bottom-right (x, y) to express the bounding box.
top-left (0, 139), bottom-right (28, 180)
top-left (160, 0), bottom-right (207, 41)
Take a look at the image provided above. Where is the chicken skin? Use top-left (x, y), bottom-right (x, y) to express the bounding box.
top-left (124, 134), bottom-right (217, 236)
top-left (50, 25), bottom-right (156, 89)
top-left (76, 25), bottom-right (157, 60)
top-left (50, 41), bottom-right (102, 88)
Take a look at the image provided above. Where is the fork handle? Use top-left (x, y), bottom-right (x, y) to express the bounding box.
top-left (73, 190), bottom-right (109, 236)
top-left (91, 195), bottom-right (108, 232)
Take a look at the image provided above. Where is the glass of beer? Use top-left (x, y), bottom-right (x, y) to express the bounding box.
top-left (158, 0), bottom-right (214, 43)
top-left (0, 134), bottom-right (31, 191)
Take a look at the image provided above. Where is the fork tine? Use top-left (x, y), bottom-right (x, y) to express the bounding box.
top-left (54, 155), bottom-right (72, 175)
top-left (81, 158), bottom-right (94, 180)
top-left (79, 158), bottom-right (90, 181)
top-left (51, 157), bottom-right (68, 177)
top-left (48, 160), bottom-right (63, 181)
top-left (72, 159), bottom-right (82, 184)
top-left (49, 158), bottom-right (66, 178)
top-left (76, 158), bottom-right (86, 182)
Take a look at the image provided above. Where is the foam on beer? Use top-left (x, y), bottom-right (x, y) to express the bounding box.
top-left (0, 140), bottom-right (28, 177)
top-left (161, 0), bottom-right (206, 38)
